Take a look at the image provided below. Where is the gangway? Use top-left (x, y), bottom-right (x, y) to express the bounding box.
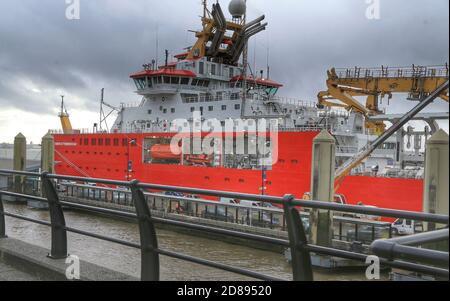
top-left (334, 80), bottom-right (450, 187)
top-left (318, 64), bottom-right (449, 135)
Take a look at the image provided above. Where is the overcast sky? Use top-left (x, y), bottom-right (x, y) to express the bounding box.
top-left (0, 0), bottom-right (448, 143)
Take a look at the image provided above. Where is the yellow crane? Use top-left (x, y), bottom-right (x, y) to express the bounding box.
top-left (58, 95), bottom-right (73, 134)
top-left (318, 64), bottom-right (449, 135)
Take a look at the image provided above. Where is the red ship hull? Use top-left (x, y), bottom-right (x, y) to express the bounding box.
top-left (53, 131), bottom-right (423, 213)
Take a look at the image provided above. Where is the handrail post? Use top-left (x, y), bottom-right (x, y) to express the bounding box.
top-left (42, 172), bottom-right (68, 259)
top-left (130, 180), bottom-right (160, 281)
top-left (0, 194), bottom-right (8, 238)
top-left (282, 194), bottom-right (313, 281)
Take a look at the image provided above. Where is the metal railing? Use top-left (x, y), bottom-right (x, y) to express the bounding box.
top-left (1, 169), bottom-right (448, 281)
top-left (371, 229), bottom-right (449, 268)
top-left (334, 64), bottom-right (449, 80)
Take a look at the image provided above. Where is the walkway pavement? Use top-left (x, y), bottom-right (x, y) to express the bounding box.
top-left (0, 260), bottom-right (50, 281)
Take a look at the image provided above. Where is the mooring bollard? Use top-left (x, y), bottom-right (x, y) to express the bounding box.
top-left (310, 130), bottom-right (336, 247)
top-left (41, 133), bottom-right (55, 198)
top-left (13, 133), bottom-right (27, 201)
top-left (423, 129), bottom-right (449, 236)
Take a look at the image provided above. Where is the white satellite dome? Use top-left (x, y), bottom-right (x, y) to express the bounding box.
top-left (228, 0), bottom-right (246, 19)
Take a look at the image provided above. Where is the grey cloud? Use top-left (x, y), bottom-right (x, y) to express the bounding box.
top-left (0, 0), bottom-right (448, 117)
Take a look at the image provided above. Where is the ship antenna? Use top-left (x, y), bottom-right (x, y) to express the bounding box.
top-left (165, 49), bottom-right (169, 67)
top-left (155, 23), bottom-right (159, 68)
top-left (266, 32), bottom-right (270, 79)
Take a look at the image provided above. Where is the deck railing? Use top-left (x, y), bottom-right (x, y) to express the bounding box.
top-left (1, 169), bottom-right (448, 281)
top-left (334, 64), bottom-right (449, 80)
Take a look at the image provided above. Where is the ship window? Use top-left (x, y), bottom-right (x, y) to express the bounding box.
top-left (191, 107), bottom-right (195, 112)
top-left (157, 76), bottom-right (163, 84)
top-left (105, 139), bottom-right (111, 146)
top-left (216, 92), bottom-right (223, 101)
top-left (79, 138), bottom-right (83, 145)
top-left (199, 62), bottom-right (204, 74)
top-left (113, 138), bottom-right (119, 146)
top-left (163, 108), bottom-right (167, 114)
top-left (146, 77), bottom-right (152, 88)
top-left (171, 77), bottom-right (180, 84)
top-left (122, 138), bottom-right (128, 146)
top-left (91, 138), bottom-right (97, 146)
top-left (229, 68), bottom-right (234, 78)
top-left (148, 109), bottom-right (152, 114)
top-left (98, 139), bottom-right (104, 146)
top-left (208, 106), bottom-right (214, 112)
top-left (203, 80), bottom-right (210, 87)
top-left (230, 93), bottom-right (240, 100)
top-left (222, 105), bottom-right (227, 111)
top-left (235, 104), bottom-right (241, 110)
top-left (180, 78), bottom-right (190, 85)
top-left (211, 64), bottom-right (216, 75)
top-left (164, 76), bottom-right (170, 84)
top-left (181, 93), bottom-right (198, 103)
top-left (171, 108), bottom-right (175, 113)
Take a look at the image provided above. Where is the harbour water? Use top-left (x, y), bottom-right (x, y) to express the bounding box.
top-left (3, 202), bottom-right (385, 281)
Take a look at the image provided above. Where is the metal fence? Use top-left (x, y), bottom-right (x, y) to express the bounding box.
top-left (0, 169), bottom-right (448, 281)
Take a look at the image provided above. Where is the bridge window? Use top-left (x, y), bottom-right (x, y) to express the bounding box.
top-left (191, 79), bottom-right (199, 86)
top-left (113, 138), bottom-right (119, 146)
top-left (98, 138), bottom-right (104, 146)
top-left (91, 138), bottom-right (97, 146)
top-left (134, 78), bottom-right (146, 90)
top-left (122, 138), bottom-right (128, 146)
top-left (105, 139), bottom-right (111, 146)
top-left (211, 64), bottom-right (216, 75)
top-left (170, 77), bottom-right (180, 85)
top-left (229, 67), bottom-right (234, 78)
top-left (180, 78), bottom-right (190, 85)
top-left (199, 62), bottom-right (204, 74)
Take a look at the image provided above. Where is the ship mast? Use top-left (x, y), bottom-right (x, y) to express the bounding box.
top-left (241, 0), bottom-right (248, 118)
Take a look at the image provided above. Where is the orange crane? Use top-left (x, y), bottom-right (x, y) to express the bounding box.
top-left (58, 95), bottom-right (73, 134)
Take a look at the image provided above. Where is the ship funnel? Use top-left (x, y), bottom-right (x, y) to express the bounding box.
top-left (228, 0), bottom-right (246, 19)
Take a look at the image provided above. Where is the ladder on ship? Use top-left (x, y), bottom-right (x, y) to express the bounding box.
top-left (334, 80), bottom-right (450, 187)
